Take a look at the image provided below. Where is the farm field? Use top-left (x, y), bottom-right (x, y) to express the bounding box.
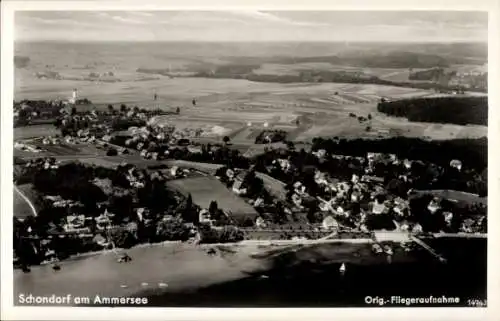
top-left (16, 66), bottom-right (487, 144)
top-left (166, 176), bottom-right (258, 217)
top-left (13, 138), bottom-right (108, 159)
top-left (14, 124), bottom-right (59, 140)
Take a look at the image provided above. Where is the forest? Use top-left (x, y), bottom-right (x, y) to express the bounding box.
top-left (377, 96), bottom-right (488, 126)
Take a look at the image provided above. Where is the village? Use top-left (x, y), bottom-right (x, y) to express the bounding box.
top-left (13, 90), bottom-right (487, 272)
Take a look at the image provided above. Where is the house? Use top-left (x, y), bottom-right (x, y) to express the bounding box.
top-left (95, 214), bottom-right (111, 228)
top-left (450, 159), bottom-right (462, 171)
top-left (199, 209), bottom-right (213, 224)
top-left (412, 223), bottom-right (423, 233)
top-left (274, 159), bottom-right (291, 172)
top-left (351, 190), bottom-right (362, 202)
top-left (361, 175), bottom-right (385, 184)
top-left (170, 166), bottom-right (179, 177)
top-left (319, 201), bottom-right (333, 213)
top-left (427, 198), bottom-right (441, 214)
top-left (45, 195), bottom-right (62, 202)
top-left (226, 168), bottom-right (235, 179)
top-left (232, 171), bottom-right (248, 195)
top-left (314, 171), bottom-right (329, 186)
top-left (136, 208), bottom-right (146, 221)
top-left (337, 181), bottom-right (351, 192)
top-left (443, 212), bottom-right (454, 225)
top-left (187, 146), bottom-right (202, 154)
top-left (312, 149), bottom-right (327, 159)
top-left (253, 197), bottom-right (264, 207)
top-left (255, 216), bottom-right (267, 228)
top-left (66, 215), bottom-right (85, 226)
top-left (322, 216), bottom-right (339, 230)
top-left (291, 193), bottom-right (303, 208)
top-left (371, 201), bottom-right (387, 215)
top-left (334, 205), bottom-right (346, 216)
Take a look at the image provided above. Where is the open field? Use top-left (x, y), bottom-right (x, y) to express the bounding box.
top-left (14, 124), bottom-right (59, 140)
top-left (16, 59), bottom-right (487, 144)
top-left (167, 176), bottom-right (258, 216)
top-left (13, 138), bottom-right (108, 159)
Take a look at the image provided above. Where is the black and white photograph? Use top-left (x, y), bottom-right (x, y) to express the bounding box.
top-left (2, 1), bottom-right (498, 319)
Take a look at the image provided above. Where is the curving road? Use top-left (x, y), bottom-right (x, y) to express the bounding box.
top-left (14, 184), bottom-right (38, 217)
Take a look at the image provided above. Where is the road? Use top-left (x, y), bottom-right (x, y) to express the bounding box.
top-left (14, 184), bottom-right (38, 217)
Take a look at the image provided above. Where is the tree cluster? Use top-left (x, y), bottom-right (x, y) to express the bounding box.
top-left (377, 96), bottom-right (487, 126)
top-left (310, 137), bottom-right (487, 171)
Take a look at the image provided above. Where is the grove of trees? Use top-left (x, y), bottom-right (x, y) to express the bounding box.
top-left (377, 96), bottom-right (487, 126)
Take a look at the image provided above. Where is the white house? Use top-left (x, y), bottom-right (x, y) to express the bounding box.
top-left (322, 216), bottom-right (339, 230)
top-left (450, 159), bottom-right (462, 171)
top-left (255, 216), bottom-right (267, 228)
top-left (372, 201), bottom-right (387, 215)
top-left (312, 149), bottom-right (327, 159)
top-left (427, 198), bottom-right (441, 214)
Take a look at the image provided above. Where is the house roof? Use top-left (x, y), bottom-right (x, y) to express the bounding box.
top-left (235, 171), bottom-right (248, 181)
top-left (372, 202), bottom-right (387, 215)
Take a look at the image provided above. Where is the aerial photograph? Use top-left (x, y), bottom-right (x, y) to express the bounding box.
top-left (12, 10), bottom-right (487, 307)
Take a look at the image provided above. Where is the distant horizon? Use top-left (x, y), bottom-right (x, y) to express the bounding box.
top-left (15, 40), bottom-right (488, 44)
top-left (15, 11), bottom-right (487, 43)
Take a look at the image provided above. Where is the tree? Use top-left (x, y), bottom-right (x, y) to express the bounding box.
top-left (180, 193), bottom-right (198, 224)
top-left (111, 229), bottom-right (138, 249)
top-left (176, 107), bottom-right (180, 114)
top-left (386, 178), bottom-right (407, 198)
top-left (133, 106), bottom-right (140, 114)
top-left (120, 104), bottom-right (128, 113)
top-left (71, 106), bottom-right (77, 116)
top-left (368, 114), bottom-right (372, 120)
top-left (107, 104), bottom-right (114, 113)
top-left (155, 218), bottom-right (189, 242)
top-left (106, 147), bottom-right (118, 156)
top-left (209, 200), bottom-right (218, 215)
top-left (286, 141), bottom-right (295, 152)
top-left (222, 136), bottom-right (230, 145)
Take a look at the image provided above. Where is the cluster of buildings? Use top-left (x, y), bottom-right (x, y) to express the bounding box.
top-left (267, 149), bottom-right (479, 234)
top-left (14, 142), bottom-right (42, 153)
top-left (23, 157), bottom-right (60, 170)
top-left (448, 69), bottom-right (488, 90)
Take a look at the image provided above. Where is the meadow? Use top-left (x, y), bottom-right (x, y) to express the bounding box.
top-left (166, 176), bottom-right (258, 217)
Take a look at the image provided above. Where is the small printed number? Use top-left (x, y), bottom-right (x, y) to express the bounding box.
top-left (467, 299), bottom-right (487, 307)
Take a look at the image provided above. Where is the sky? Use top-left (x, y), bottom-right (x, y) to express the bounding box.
top-left (15, 11), bottom-right (488, 42)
